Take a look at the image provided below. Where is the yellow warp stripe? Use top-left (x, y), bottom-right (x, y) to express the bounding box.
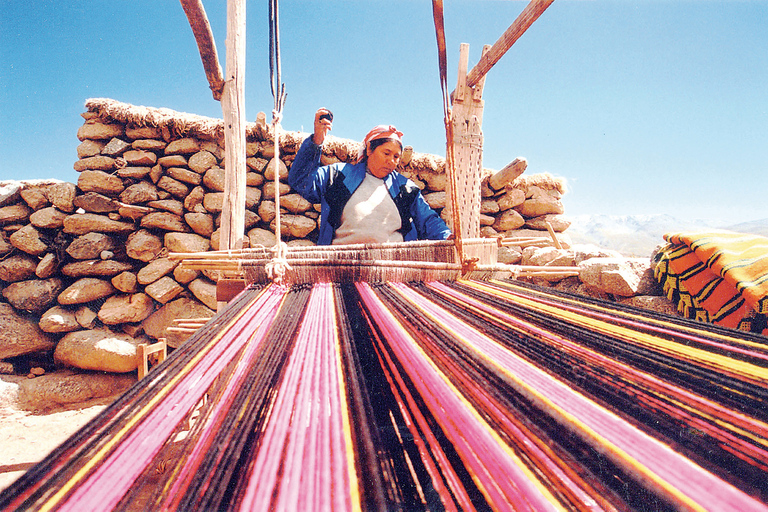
top-left (392, 286), bottom-right (568, 510)
top-left (470, 281), bottom-right (768, 383)
top-left (38, 286), bottom-right (273, 512)
top-left (446, 283), bottom-right (708, 511)
top-left (485, 279), bottom-right (768, 353)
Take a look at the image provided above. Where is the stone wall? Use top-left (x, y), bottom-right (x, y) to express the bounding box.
top-left (0, 98), bottom-right (652, 385)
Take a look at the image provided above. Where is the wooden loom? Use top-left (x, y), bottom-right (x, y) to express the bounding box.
top-left (169, 0), bottom-right (558, 290)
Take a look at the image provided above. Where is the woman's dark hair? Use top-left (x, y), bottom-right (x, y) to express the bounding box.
top-left (362, 137), bottom-right (403, 162)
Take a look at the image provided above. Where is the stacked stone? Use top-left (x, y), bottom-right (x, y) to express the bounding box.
top-left (0, 99), bottom-right (663, 388)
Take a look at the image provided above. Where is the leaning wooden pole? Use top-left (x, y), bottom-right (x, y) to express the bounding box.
top-left (179, 0), bottom-right (225, 100)
top-left (219, 0), bottom-right (247, 251)
top-left (464, 0), bottom-right (554, 89)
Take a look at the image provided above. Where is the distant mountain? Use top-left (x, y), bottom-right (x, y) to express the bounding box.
top-left (565, 214), bottom-right (768, 257)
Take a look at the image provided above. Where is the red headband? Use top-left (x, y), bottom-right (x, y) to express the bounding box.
top-left (357, 125), bottom-right (404, 162)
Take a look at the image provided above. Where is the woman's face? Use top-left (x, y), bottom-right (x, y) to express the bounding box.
top-left (366, 141), bottom-right (402, 179)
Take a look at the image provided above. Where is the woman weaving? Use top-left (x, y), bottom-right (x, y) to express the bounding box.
top-left (289, 108), bottom-right (451, 245)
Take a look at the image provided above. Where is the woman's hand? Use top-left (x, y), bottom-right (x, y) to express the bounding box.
top-left (313, 108), bottom-right (333, 145)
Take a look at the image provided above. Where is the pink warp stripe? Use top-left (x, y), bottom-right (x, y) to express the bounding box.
top-left (58, 285), bottom-right (287, 512)
top-left (356, 282), bottom-right (555, 511)
top-left (238, 283), bottom-right (352, 512)
top-left (425, 281), bottom-right (768, 512)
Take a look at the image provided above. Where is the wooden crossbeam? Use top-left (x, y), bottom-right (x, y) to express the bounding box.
top-left (179, 0), bottom-right (225, 100)
top-left (464, 0), bottom-right (555, 89)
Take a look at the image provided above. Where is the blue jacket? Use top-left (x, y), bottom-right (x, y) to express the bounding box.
top-left (289, 136), bottom-right (451, 245)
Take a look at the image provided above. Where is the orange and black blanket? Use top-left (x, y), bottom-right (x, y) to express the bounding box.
top-left (654, 231), bottom-right (768, 334)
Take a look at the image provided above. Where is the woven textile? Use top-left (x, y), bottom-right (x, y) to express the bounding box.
top-left (654, 231), bottom-right (768, 333)
top-left (2, 280), bottom-right (768, 511)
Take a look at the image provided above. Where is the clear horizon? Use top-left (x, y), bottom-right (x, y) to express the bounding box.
top-left (2, 1), bottom-right (766, 225)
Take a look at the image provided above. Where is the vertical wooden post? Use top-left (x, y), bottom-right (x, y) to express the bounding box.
top-left (448, 43), bottom-right (490, 240)
top-left (220, 0), bottom-right (247, 251)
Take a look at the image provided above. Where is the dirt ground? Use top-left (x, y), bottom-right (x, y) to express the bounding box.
top-left (0, 375), bottom-right (114, 493)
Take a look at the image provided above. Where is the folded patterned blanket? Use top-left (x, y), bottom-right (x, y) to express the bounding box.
top-left (654, 230), bottom-right (768, 334)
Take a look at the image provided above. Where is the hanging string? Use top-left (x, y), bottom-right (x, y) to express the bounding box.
top-left (431, 0), bottom-right (467, 270)
top-left (267, 0), bottom-right (290, 283)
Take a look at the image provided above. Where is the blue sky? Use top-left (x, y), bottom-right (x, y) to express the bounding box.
top-left (1, 1), bottom-right (766, 224)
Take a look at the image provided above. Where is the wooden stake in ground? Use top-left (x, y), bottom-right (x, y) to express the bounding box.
top-left (219, 0), bottom-right (247, 251)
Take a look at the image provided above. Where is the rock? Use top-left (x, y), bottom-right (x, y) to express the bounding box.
top-left (524, 214), bottom-right (571, 232)
top-left (144, 276), bottom-right (183, 303)
top-left (578, 257), bottom-right (658, 297)
top-left (173, 265), bottom-right (199, 285)
top-left (117, 166), bottom-right (153, 179)
top-left (158, 155), bottom-right (188, 167)
top-left (132, 139), bottom-right (167, 151)
top-left (498, 245), bottom-right (523, 264)
top-left (0, 303), bottom-right (57, 359)
top-left (203, 167), bottom-right (226, 192)
top-left (122, 149), bottom-right (157, 166)
top-left (0, 253), bottom-right (38, 282)
top-left (146, 198), bottom-right (183, 216)
top-left (77, 170), bottom-right (125, 195)
top-left (47, 182), bottom-right (77, 212)
top-left (203, 192), bottom-right (224, 212)
top-left (164, 232), bottom-right (210, 253)
top-left (57, 277), bottom-right (115, 305)
top-left (188, 277), bottom-right (217, 310)
top-left (75, 306), bottom-right (98, 329)
top-left (143, 297), bottom-right (214, 347)
top-left (60, 259), bottom-right (134, 278)
top-left (165, 137), bottom-right (201, 155)
top-left (480, 199), bottom-right (500, 215)
top-left (515, 196), bottom-right (564, 218)
top-left (570, 244), bottom-right (624, 265)
top-left (63, 213), bottom-right (135, 235)
top-left (264, 158), bottom-right (289, 180)
top-left (119, 181), bottom-right (159, 204)
top-left (126, 229), bottom-right (164, 262)
top-left (73, 155), bottom-right (116, 172)
top-left (77, 120), bottom-right (124, 140)
top-left (248, 227), bottom-right (277, 248)
top-left (492, 209), bottom-right (525, 232)
top-left (39, 305), bottom-right (80, 333)
top-left (112, 271), bottom-right (138, 293)
top-left (73, 191), bottom-right (120, 213)
top-left (188, 150), bottom-right (218, 173)
top-left (0, 203), bottom-right (31, 225)
top-left (54, 329), bottom-right (149, 373)
top-left (246, 187), bottom-right (262, 209)
top-left (66, 232), bottom-right (115, 260)
top-left (98, 293), bottom-right (155, 325)
top-left (0, 232), bottom-right (12, 256)
top-left (3, 278), bottom-right (64, 313)
top-left (29, 206), bottom-right (68, 229)
top-left (20, 187), bottom-right (49, 210)
top-left (279, 193), bottom-right (312, 214)
top-left (521, 247), bottom-right (576, 267)
top-left (36, 253), bottom-right (58, 278)
top-left (424, 191), bottom-right (446, 210)
top-left (126, 125), bottom-right (162, 139)
top-left (184, 186), bottom-right (205, 212)
top-left (16, 370), bottom-right (135, 411)
top-left (167, 167), bottom-right (202, 185)
top-left (184, 212), bottom-right (214, 237)
top-left (262, 182), bottom-right (291, 200)
top-left (9, 224), bottom-right (48, 255)
top-left (137, 257), bottom-right (178, 285)
top-left (0, 182), bottom-right (22, 207)
top-left (77, 139), bottom-right (106, 158)
top-left (272, 214), bottom-right (316, 238)
top-left (488, 157), bottom-right (527, 190)
top-left (157, 175), bottom-right (189, 198)
top-left (258, 201), bottom-right (276, 223)
top-left (101, 137), bottom-right (131, 156)
top-left (140, 211), bottom-right (189, 232)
